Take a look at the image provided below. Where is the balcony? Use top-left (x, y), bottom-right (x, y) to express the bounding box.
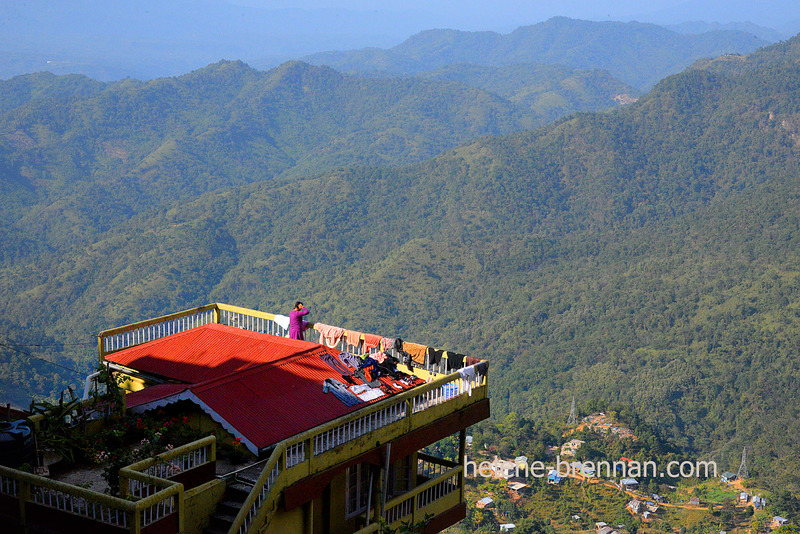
top-left (0, 436), bottom-right (216, 534)
top-left (354, 454), bottom-right (465, 533)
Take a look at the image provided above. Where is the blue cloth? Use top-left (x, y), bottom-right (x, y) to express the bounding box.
top-left (323, 378), bottom-right (362, 406)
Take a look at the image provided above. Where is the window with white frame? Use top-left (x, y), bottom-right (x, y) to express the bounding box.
top-left (346, 463), bottom-right (372, 519)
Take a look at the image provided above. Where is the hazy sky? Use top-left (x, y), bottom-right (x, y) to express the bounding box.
top-left (226, 0), bottom-right (799, 32)
top-left (2, 0), bottom-right (798, 80)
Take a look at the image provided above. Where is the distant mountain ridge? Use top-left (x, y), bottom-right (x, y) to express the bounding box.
top-left (303, 16), bottom-right (768, 89)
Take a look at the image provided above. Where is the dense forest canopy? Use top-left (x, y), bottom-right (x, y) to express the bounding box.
top-left (2, 29), bottom-right (800, 491)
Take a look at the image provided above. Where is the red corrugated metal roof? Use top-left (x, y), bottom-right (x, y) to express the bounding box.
top-left (105, 323), bottom-right (320, 384)
top-left (115, 324), bottom-right (421, 450)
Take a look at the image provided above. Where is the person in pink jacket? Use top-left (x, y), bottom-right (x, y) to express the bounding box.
top-left (289, 301), bottom-right (310, 340)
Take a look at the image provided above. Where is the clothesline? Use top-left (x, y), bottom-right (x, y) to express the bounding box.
top-left (272, 314), bottom-right (483, 373)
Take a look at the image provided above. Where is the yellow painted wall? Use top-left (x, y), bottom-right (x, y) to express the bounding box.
top-left (183, 479), bottom-right (226, 534)
top-left (330, 469), bottom-right (357, 533)
top-left (116, 372), bottom-right (147, 393)
top-left (263, 506), bottom-right (303, 534)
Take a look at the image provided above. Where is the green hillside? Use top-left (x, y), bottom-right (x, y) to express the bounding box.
top-left (0, 60), bottom-right (537, 221)
top-left (3, 33), bottom-right (800, 492)
top-left (303, 17), bottom-right (768, 89)
top-left (418, 63), bottom-right (640, 125)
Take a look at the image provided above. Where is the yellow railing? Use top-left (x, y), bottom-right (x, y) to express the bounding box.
top-left (227, 371), bottom-right (487, 534)
top-left (0, 435), bottom-right (216, 533)
top-left (352, 463), bottom-right (463, 534)
top-left (98, 303), bottom-right (456, 369)
top-left (382, 465), bottom-right (462, 525)
top-left (98, 304), bottom-right (220, 359)
top-left (121, 435), bottom-right (216, 487)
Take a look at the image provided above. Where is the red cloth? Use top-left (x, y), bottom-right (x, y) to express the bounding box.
top-left (363, 333), bottom-right (382, 351)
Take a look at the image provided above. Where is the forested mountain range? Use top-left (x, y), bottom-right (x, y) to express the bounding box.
top-left (416, 64), bottom-right (639, 124)
top-left (3, 29), bottom-right (800, 490)
top-left (303, 16), bottom-right (768, 89)
top-left (0, 60), bottom-right (538, 231)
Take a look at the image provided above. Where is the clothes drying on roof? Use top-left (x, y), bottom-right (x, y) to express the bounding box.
top-left (372, 351), bottom-right (388, 364)
top-left (358, 356), bottom-right (383, 384)
top-left (314, 323), bottom-right (345, 348)
top-left (381, 337), bottom-right (395, 352)
top-left (345, 330), bottom-right (363, 349)
top-left (349, 384), bottom-right (385, 402)
top-left (349, 384), bottom-right (372, 394)
top-left (446, 351), bottom-right (464, 370)
top-left (402, 341), bottom-right (428, 365)
top-left (427, 347), bottom-right (445, 366)
top-left (323, 378), bottom-right (362, 406)
top-left (475, 361), bottom-right (488, 379)
top-left (465, 356), bottom-right (481, 366)
top-left (359, 356), bottom-right (379, 373)
top-left (274, 314), bottom-right (290, 331)
top-left (376, 355), bottom-right (404, 381)
top-left (353, 369), bottom-right (381, 387)
top-left (363, 333), bottom-right (382, 352)
top-left (459, 365), bottom-right (477, 396)
top-left (338, 352), bottom-right (363, 369)
top-left (320, 352), bottom-right (352, 376)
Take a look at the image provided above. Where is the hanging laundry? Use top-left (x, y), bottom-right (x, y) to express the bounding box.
top-left (363, 333), bottom-right (382, 352)
top-left (459, 366), bottom-right (477, 396)
top-left (402, 341), bottom-right (428, 365)
top-left (475, 361), bottom-right (488, 379)
top-left (314, 323), bottom-right (345, 348)
top-left (381, 337), bottom-right (396, 352)
top-left (323, 378), bottom-right (362, 406)
top-left (465, 356), bottom-right (481, 366)
top-left (393, 338), bottom-right (412, 367)
top-left (274, 314), bottom-right (290, 331)
top-left (345, 330), bottom-right (364, 350)
top-left (445, 351), bottom-right (464, 371)
top-left (427, 348), bottom-right (445, 366)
